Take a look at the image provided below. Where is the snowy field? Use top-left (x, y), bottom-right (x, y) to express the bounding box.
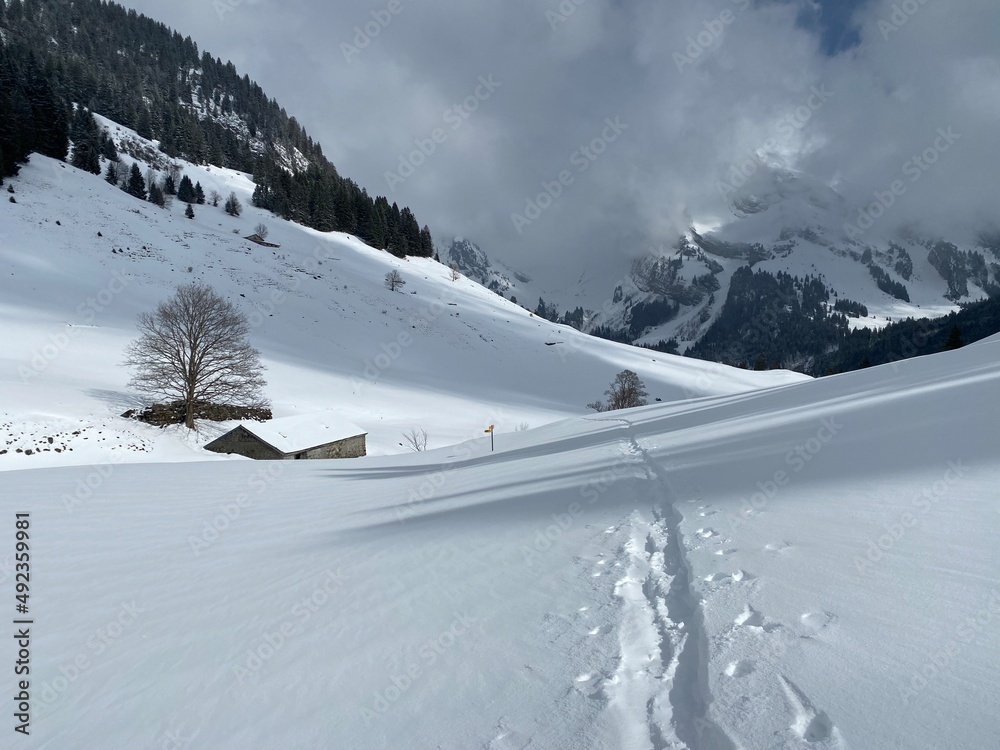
top-left (1, 334), bottom-right (998, 748)
top-left (1, 128), bottom-right (998, 749)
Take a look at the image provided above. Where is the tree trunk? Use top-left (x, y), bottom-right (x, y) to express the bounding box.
top-left (185, 399), bottom-right (195, 430)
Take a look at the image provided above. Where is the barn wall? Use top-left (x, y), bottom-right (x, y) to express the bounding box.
top-left (301, 434), bottom-right (366, 459)
top-left (205, 428), bottom-right (283, 460)
top-left (207, 430), bottom-right (367, 460)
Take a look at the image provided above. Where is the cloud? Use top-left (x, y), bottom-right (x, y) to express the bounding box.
top-left (122, 0), bottom-right (1000, 287)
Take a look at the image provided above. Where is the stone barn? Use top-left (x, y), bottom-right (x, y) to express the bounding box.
top-left (204, 412), bottom-right (367, 460)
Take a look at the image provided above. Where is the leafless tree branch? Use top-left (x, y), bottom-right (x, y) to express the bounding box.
top-left (123, 283), bottom-right (268, 429)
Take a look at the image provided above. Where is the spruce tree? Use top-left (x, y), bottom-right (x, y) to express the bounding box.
top-left (126, 163), bottom-right (147, 200)
top-left (70, 107), bottom-right (101, 174)
top-left (177, 175), bottom-right (195, 203)
top-left (419, 225), bottom-right (434, 258)
top-left (944, 324), bottom-right (965, 351)
top-left (148, 181), bottom-right (165, 207)
top-left (99, 130), bottom-right (118, 161)
top-left (28, 75), bottom-right (69, 162)
top-left (185, 203), bottom-right (195, 219)
top-left (194, 181), bottom-right (205, 205)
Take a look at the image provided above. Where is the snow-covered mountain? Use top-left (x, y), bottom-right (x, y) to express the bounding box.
top-left (457, 167), bottom-right (999, 356)
top-left (0, 115), bottom-right (804, 473)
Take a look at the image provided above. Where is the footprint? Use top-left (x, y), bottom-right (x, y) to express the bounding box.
top-left (799, 611), bottom-right (838, 633)
top-left (764, 542), bottom-right (793, 553)
top-left (724, 660), bottom-right (754, 678)
top-left (734, 606), bottom-right (765, 628)
top-left (779, 675), bottom-right (837, 743)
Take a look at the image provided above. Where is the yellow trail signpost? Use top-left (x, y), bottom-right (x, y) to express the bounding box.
top-left (484, 424), bottom-right (494, 452)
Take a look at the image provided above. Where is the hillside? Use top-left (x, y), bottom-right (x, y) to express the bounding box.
top-left (0, 116), bottom-right (805, 472)
top-left (3, 323), bottom-right (997, 747)
top-left (0, 0), bottom-right (433, 256)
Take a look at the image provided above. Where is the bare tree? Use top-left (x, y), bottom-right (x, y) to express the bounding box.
top-left (115, 158), bottom-right (129, 188)
top-left (385, 269), bottom-right (406, 292)
top-left (402, 427), bottom-right (428, 452)
top-left (123, 283), bottom-right (268, 429)
top-left (210, 189), bottom-right (222, 207)
top-left (450, 265), bottom-right (461, 282)
top-left (515, 421), bottom-right (530, 431)
top-left (254, 223), bottom-right (270, 240)
top-left (587, 369), bottom-right (649, 412)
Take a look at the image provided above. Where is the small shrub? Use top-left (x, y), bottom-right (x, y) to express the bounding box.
top-left (385, 269), bottom-right (406, 292)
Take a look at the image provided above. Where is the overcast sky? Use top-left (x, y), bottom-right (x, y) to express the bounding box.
top-left (121, 0), bottom-right (1000, 280)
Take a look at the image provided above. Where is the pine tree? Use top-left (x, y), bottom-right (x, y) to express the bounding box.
top-left (177, 175), bottom-right (195, 203)
top-left (99, 130), bottom-right (118, 161)
top-left (126, 162), bottom-right (147, 200)
top-left (185, 203), bottom-right (195, 219)
top-left (136, 106), bottom-right (153, 140)
top-left (944, 324), bottom-right (964, 351)
top-left (28, 74), bottom-right (69, 162)
top-left (419, 225), bottom-right (434, 258)
top-left (69, 107), bottom-right (101, 174)
top-left (148, 181), bottom-right (165, 207)
top-left (194, 181), bottom-right (205, 205)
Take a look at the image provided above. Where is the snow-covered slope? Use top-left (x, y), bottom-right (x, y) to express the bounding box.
top-left (2, 332), bottom-right (997, 749)
top-left (0, 117), bottom-right (803, 472)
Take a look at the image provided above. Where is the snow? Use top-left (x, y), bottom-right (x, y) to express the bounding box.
top-left (2, 336), bottom-right (998, 748)
top-left (2, 121), bottom-right (998, 749)
top-left (229, 411), bottom-right (366, 454)
top-left (0, 117), bottom-right (803, 471)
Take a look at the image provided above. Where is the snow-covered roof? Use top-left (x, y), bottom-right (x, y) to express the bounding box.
top-left (238, 411), bottom-right (366, 454)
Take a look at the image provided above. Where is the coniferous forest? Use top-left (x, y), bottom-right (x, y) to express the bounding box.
top-left (0, 0), bottom-right (433, 257)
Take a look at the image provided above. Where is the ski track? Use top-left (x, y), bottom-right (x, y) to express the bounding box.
top-left (580, 418), bottom-right (850, 750)
top-left (592, 418), bottom-right (736, 750)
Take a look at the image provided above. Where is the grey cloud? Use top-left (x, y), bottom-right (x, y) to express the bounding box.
top-left (123, 0), bottom-right (1000, 287)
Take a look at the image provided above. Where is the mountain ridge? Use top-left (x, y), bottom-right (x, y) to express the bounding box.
top-left (448, 166), bottom-right (999, 371)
